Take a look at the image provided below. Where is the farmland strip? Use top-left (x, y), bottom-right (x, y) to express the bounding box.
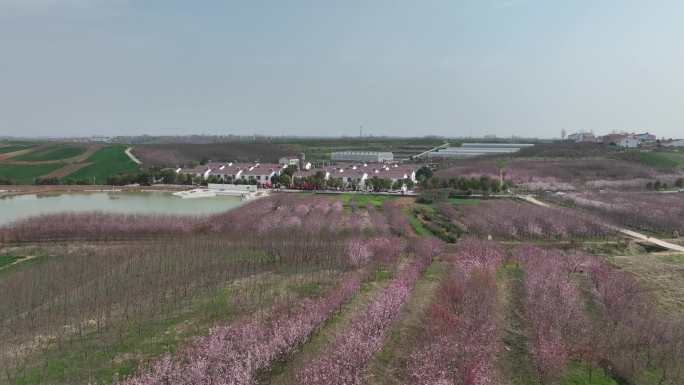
top-left (294, 239), bottom-right (440, 385)
top-left (120, 272), bottom-right (362, 385)
top-left (405, 238), bottom-right (505, 385)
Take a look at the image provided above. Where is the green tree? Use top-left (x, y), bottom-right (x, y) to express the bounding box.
top-left (278, 173), bottom-right (292, 187)
top-left (392, 179), bottom-right (404, 190)
top-left (281, 165), bottom-right (298, 177)
top-left (416, 166), bottom-right (433, 181)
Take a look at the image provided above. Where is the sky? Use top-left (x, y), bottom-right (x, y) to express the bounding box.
top-left (0, 0), bottom-right (682, 138)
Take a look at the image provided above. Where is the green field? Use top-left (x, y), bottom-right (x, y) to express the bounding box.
top-left (0, 164), bottom-right (63, 184)
top-left (12, 145), bottom-right (86, 161)
top-left (448, 197), bottom-right (481, 206)
top-left (67, 145), bottom-right (139, 184)
top-left (0, 144), bottom-right (35, 154)
top-left (0, 146), bottom-right (29, 154)
top-left (561, 361), bottom-right (618, 385)
top-left (0, 255), bottom-right (21, 269)
top-left (406, 209), bottom-right (429, 235)
top-left (621, 151), bottom-right (684, 170)
top-left (339, 193), bottom-right (396, 209)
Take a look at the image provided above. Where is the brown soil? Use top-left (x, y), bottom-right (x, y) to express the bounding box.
top-left (40, 163), bottom-right (92, 179)
top-left (0, 148), bottom-right (36, 161)
top-left (0, 145), bottom-right (101, 165)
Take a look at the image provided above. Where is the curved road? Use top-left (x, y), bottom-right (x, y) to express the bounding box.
top-left (125, 147), bottom-right (142, 165)
top-left (517, 194), bottom-right (684, 252)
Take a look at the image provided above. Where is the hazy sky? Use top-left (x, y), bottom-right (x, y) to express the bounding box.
top-left (1, 0), bottom-right (682, 138)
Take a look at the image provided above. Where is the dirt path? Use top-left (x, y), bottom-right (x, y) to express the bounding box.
top-left (40, 163), bottom-right (92, 179)
top-left (0, 255), bottom-right (37, 272)
top-left (517, 194), bottom-right (550, 207)
top-left (613, 228), bottom-right (684, 252)
top-left (497, 263), bottom-right (540, 385)
top-left (0, 147), bottom-right (39, 161)
top-left (364, 260), bottom-right (445, 385)
top-left (125, 147), bottom-right (142, 165)
top-left (518, 194), bottom-right (684, 252)
top-left (265, 268), bottom-right (395, 385)
top-left (1, 145), bottom-right (101, 165)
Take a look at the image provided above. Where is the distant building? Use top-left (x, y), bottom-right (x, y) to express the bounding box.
top-left (177, 160), bottom-right (415, 190)
top-left (317, 163), bottom-right (416, 188)
top-left (278, 156), bottom-right (299, 166)
top-left (663, 139), bottom-right (684, 147)
top-left (279, 153), bottom-right (307, 170)
top-left (331, 151), bottom-right (394, 163)
top-left (567, 132), bottom-right (597, 143)
top-left (617, 136), bottom-right (640, 149)
top-left (634, 132), bottom-right (657, 143)
top-left (427, 143), bottom-right (534, 159)
top-left (179, 162), bottom-right (280, 185)
top-left (601, 134), bottom-right (627, 146)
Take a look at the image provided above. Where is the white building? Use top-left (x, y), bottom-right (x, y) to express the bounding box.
top-left (663, 139), bottom-right (684, 147)
top-left (617, 136), bottom-right (640, 148)
top-left (635, 132), bottom-right (657, 143)
top-left (427, 143), bottom-right (534, 159)
top-left (293, 163), bottom-right (416, 189)
top-left (567, 132), bottom-right (597, 143)
top-left (180, 162), bottom-right (281, 185)
top-left (278, 157), bottom-right (300, 166)
top-left (331, 151), bottom-right (394, 163)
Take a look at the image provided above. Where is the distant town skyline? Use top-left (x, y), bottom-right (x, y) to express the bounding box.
top-left (1, 0), bottom-right (683, 138)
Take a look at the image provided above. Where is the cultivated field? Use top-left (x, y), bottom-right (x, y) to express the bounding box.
top-left (436, 157), bottom-right (684, 191)
top-left (553, 192), bottom-right (684, 237)
top-left (11, 146), bottom-right (87, 162)
top-left (131, 143), bottom-right (300, 167)
top-left (131, 138), bottom-right (444, 167)
top-left (67, 145), bottom-right (139, 184)
top-left (451, 199), bottom-right (615, 241)
top-left (0, 144), bottom-right (37, 155)
top-left (1, 190), bottom-right (682, 385)
top-left (0, 142), bottom-right (138, 184)
top-left (0, 164), bottom-right (64, 184)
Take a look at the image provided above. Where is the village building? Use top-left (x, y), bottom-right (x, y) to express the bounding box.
top-left (330, 151), bottom-right (394, 163)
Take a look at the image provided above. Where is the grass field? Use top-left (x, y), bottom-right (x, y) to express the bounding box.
top-left (616, 151), bottom-right (684, 170)
top-left (0, 144), bottom-right (36, 154)
top-left (635, 152), bottom-right (684, 169)
top-left (0, 164), bottom-right (63, 184)
top-left (339, 193), bottom-right (396, 209)
top-left (12, 145), bottom-right (87, 161)
top-left (0, 255), bottom-right (20, 269)
top-left (612, 253), bottom-right (684, 315)
top-left (561, 361), bottom-right (618, 385)
top-left (405, 207), bottom-right (429, 236)
top-left (448, 197), bottom-right (481, 206)
top-left (68, 145), bottom-right (139, 184)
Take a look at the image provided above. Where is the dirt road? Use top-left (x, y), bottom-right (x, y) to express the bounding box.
top-left (518, 194), bottom-right (684, 252)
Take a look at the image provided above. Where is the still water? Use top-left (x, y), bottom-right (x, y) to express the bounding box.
top-left (0, 191), bottom-right (245, 225)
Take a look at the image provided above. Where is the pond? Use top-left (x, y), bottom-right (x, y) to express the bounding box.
top-left (0, 191), bottom-right (245, 225)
